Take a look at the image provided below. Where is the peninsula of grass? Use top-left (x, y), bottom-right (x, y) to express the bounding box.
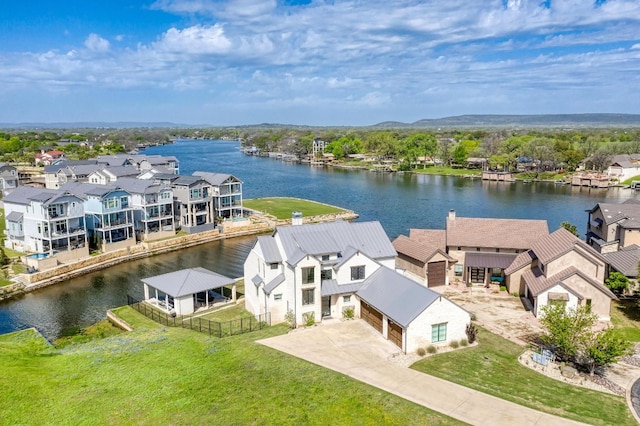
top-left (0, 307), bottom-right (461, 426)
top-left (244, 197), bottom-right (347, 220)
top-left (411, 327), bottom-right (634, 426)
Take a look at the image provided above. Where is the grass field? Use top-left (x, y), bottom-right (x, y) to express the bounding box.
top-left (611, 299), bottom-right (640, 341)
top-left (0, 307), bottom-right (461, 425)
top-left (412, 166), bottom-right (482, 176)
top-left (244, 197), bottom-right (346, 219)
top-left (621, 175), bottom-right (640, 186)
top-left (411, 327), bottom-right (635, 426)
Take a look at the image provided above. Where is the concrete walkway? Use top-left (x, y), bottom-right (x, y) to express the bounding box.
top-left (258, 320), bottom-right (588, 426)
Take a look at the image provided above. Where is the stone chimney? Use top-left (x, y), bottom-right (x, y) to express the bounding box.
top-left (448, 209), bottom-right (456, 220)
top-left (292, 211), bottom-right (303, 226)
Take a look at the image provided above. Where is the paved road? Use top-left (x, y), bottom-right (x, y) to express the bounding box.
top-left (258, 320), bottom-right (588, 426)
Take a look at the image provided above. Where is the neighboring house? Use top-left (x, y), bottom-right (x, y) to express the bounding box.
top-left (0, 162), bottom-right (18, 196)
top-left (606, 154), bottom-right (640, 181)
top-left (394, 211), bottom-right (549, 287)
top-left (587, 200), bottom-right (640, 253)
top-left (244, 220), bottom-right (471, 353)
top-left (3, 186), bottom-right (89, 268)
top-left (44, 160), bottom-right (101, 189)
top-left (505, 228), bottom-right (615, 320)
top-left (62, 182), bottom-right (136, 252)
top-left (96, 154), bottom-right (179, 174)
top-left (602, 244), bottom-right (640, 286)
top-left (35, 150), bottom-right (65, 166)
top-left (116, 178), bottom-right (175, 241)
top-left (142, 267), bottom-right (236, 315)
top-left (86, 166), bottom-right (140, 185)
top-left (170, 175), bottom-right (217, 233)
top-left (193, 172), bottom-right (243, 220)
top-left (392, 229), bottom-right (456, 287)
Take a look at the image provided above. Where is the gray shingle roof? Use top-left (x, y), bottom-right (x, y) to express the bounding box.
top-left (590, 201), bottom-right (640, 226)
top-left (356, 267), bottom-right (442, 328)
top-left (603, 245), bottom-right (640, 277)
top-left (5, 211), bottom-right (23, 222)
top-left (172, 175), bottom-right (204, 186)
top-left (115, 177), bottom-right (162, 194)
top-left (141, 267), bottom-right (235, 298)
top-left (275, 221), bottom-right (396, 266)
top-left (256, 236), bottom-right (282, 263)
top-left (446, 216), bottom-right (548, 250)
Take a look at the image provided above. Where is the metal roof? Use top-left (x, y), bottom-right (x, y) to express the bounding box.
top-left (523, 266), bottom-right (616, 299)
top-left (193, 171), bottom-right (242, 185)
top-left (603, 245), bottom-right (640, 277)
top-left (275, 221), bottom-right (396, 266)
top-left (264, 274), bottom-right (285, 295)
top-left (256, 236), bottom-right (282, 263)
top-left (115, 177), bottom-right (163, 194)
top-left (356, 267), bottom-right (441, 328)
top-left (464, 252), bottom-right (517, 269)
top-left (141, 267), bottom-right (235, 298)
top-left (3, 186), bottom-right (60, 205)
top-left (251, 274), bottom-right (263, 287)
top-left (321, 280), bottom-right (365, 297)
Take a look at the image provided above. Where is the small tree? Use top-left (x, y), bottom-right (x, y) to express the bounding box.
top-left (284, 309), bottom-right (296, 329)
top-left (560, 221), bottom-right (579, 237)
top-left (605, 271), bottom-right (629, 295)
top-left (540, 304), bottom-right (597, 361)
top-left (465, 323), bottom-right (477, 344)
top-left (581, 328), bottom-right (632, 376)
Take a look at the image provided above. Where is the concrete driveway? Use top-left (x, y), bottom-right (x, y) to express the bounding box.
top-left (258, 320), bottom-right (587, 426)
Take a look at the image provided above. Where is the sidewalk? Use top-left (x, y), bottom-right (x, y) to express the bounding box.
top-left (259, 320), bottom-right (588, 426)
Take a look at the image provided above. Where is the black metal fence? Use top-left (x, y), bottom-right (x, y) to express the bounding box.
top-left (126, 295), bottom-right (270, 337)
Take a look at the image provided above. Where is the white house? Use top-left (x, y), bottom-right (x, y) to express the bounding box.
top-left (244, 220), bottom-right (471, 353)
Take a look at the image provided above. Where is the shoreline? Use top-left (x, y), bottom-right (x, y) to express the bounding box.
top-left (2, 206), bottom-right (358, 302)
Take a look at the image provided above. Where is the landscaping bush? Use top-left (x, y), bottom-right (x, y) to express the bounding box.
top-left (460, 338), bottom-right (468, 347)
top-left (342, 306), bottom-right (355, 320)
top-left (416, 347), bottom-right (426, 357)
top-left (450, 340), bottom-right (460, 349)
top-left (499, 285), bottom-right (507, 292)
top-left (470, 313), bottom-right (477, 321)
top-left (511, 292), bottom-right (520, 297)
top-left (466, 323), bottom-right (478, 344)
top-left (284, 309), bottom-right (296, 329)
top-left (426, 345), bottom-right (437, 354)
top-left (302, 311), bottom-right (315, 327)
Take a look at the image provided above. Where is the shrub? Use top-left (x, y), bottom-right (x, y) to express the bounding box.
top-left (416, 347), bottom-right (426, 356)
top-left (511, 292), bottom-right (520, 297)
top-left (302, 311), bottom-right (315, 327)
top-left (450, 340), bottom-right (460, 349)
top-left (284, 309), bottom-right (295, 329)
top-left (342, 306), bottom-right (355, 320)
top-left (460, 338), bottom-right (468, 347)
top-left (470, 313), bottom-right (477, 321)
top-left (499, 285), bottom-right (506, 292)
top-left (466, 323), bottom-right (478, 344)
top-left (426, 345), bottom-right (437, 354)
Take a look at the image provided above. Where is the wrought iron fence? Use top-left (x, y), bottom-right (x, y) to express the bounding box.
top-left (126, 295), bottom-right (270, 337)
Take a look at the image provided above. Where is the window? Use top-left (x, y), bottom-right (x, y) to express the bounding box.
top-left (495, 248), bottom-right (500, 253)
top-left (302, 267), bottom-right (315, 284)
top-left (120, 196), bottom-right (129, 208)
top-left (457, 247), bottom-right (461, 251)
top-left (270, 263), bottom-right (279, 270)
top-left (302, 288), bottom-right (315, 305)
top-left (351, 265), bottom-right (365, 280)
top-left (343, 295), bottom-right (351, 303)
top-left (321, 254), bottom-right (330, 261)
top-left (161, 191), bottom-right (172, 200)
top-left (103, 198), bottom-right (117, 209)
top-left (476, 247), bottom-right (480, 251)
top-left (431, 323), bottom-right (447, 343)
top-left (190, 188), bottom-right (202, 199)
top-left (274, 294), bottom-right (282, 301)
top-left (321, 269), bottom-right (332, 280)
top-left (454, 264), bottom-right (463, 277)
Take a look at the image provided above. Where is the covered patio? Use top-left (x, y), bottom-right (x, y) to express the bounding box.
top-left (142, 267), bottom-right (237, 315)
top-left (464, 252), bottom-right (517, 286)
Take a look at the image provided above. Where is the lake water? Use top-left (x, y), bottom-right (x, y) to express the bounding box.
top-left (1, 139), bottom-right (637, 339)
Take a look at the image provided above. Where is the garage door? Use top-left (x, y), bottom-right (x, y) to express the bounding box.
top-left (427, 261), bottom-right (446, 287)
top-left (361, 301), bottom-right (383, 333)
top-left (388, 321), bottom-right (403, 348)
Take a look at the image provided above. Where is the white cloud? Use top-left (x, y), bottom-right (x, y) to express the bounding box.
top-left (153, 25), bottom-right (231, 54)
top-left (84, 33), bottom-right (110, 52)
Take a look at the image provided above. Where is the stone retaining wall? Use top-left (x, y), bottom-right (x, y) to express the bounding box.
top-left (106, 310), bottom-right (134, 331)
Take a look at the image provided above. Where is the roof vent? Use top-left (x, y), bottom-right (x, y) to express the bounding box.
top-left (292, 211), bottom-right (303, 226)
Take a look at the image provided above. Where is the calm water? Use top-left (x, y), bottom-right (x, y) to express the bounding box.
top-left (1, 139), bottom-right (637, 339)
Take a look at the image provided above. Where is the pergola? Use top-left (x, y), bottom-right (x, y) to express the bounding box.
top-left (141, 267), bottom-right (236, 315)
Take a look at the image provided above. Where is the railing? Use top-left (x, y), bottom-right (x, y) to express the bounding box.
top-left (126, 295), bottom-right (270, 337)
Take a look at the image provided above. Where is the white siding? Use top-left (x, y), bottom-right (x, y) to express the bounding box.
top-left (536, 284), bottom-right (580, 317)
top-left (405, 297), bottom-right (471, 353)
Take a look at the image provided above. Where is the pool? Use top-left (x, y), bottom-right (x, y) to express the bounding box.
top-left (26, 251), bottom-right (58, 260)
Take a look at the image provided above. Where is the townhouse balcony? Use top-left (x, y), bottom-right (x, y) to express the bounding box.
top-left (47, 206), bottom-right (84, 220)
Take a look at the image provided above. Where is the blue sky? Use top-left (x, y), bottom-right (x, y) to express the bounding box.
top-left (1, 0), bottom-right (640, 125)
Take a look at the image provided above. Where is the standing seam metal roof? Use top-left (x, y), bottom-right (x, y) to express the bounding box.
top-left (141, 267), bottom-right (235, 298)
top-left (256, 236), bottom-right (282, 263)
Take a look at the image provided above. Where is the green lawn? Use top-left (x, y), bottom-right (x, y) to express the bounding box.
top-left (411, 327), bottom-right (634, 426)
top-left (0, 307), bottom-right (462, 426)
top-left (195, 304), bottom-right (252, 322)
top-left (611, 299), bottom-right (640, 341)
top-left (621, 175), bottom-right (640, 186)
top-left (412, 166), bottom-right (482, 176)
top-left (244, 197), bottom-right (346, 219)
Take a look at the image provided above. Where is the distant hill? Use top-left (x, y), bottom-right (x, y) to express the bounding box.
top-left (374, 114), bottom-right (640, 128)
top-left (0, 121), bottom-right (197, 129)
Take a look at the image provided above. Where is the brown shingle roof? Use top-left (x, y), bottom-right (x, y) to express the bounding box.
top-left (446, 217), bottom-right (548, 250)
top-left (392, 231), bottom-right (450, 263)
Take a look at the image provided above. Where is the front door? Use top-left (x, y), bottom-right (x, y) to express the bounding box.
top-left (470, 267), bottom-right (485, 284)
top-left (321, 296), bottom-right (331, 317)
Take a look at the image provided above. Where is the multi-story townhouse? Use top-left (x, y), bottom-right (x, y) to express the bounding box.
top-left (4, 186), bottom-right (89, 269)
top-left (116, 178), bottom-right (175, 241)
top-left (193, 172), bottom-right (243, 220)
top-left (170, 175), bottom-right (216, 233)
top-left (0, 162), bottom-right (18, 196)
